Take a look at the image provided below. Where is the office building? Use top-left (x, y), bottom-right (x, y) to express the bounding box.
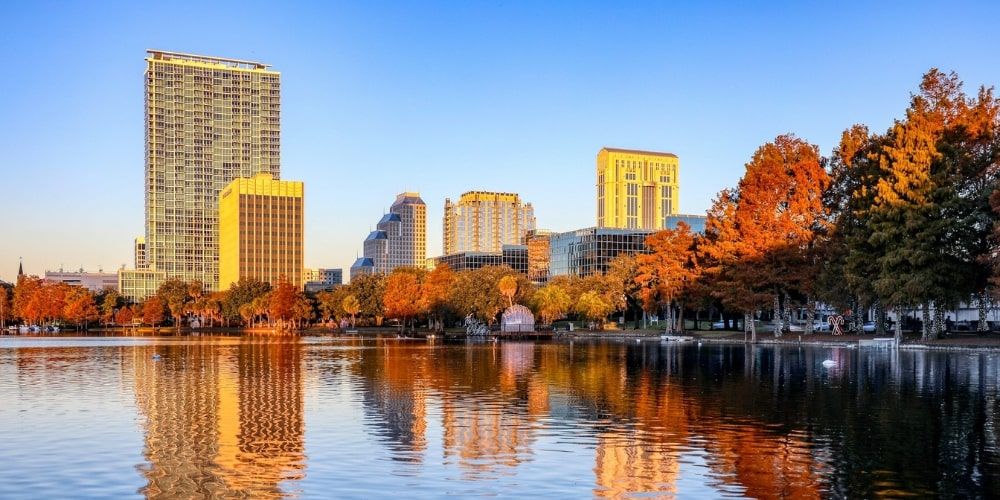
top-left (352, 192), bottom-right (427, 280)
top-left (526, 229), bottom-right (552, 284)
top-left (434, 245), bottom-right (528, 275)
top-left (350, 258), bottom-right (375, 280)
top-left (550, 215), bottom-right (705, 278)
top-left (134, 237), bottom-right (147, 269)
top-left (134, 50), bottom-right (281, 299)
top-left (597, 148), bottom-right (679, 230)
top-left (304, 268), bottom-right (343, 293)
top-left (118, 269), bottom-right (166, 303)
top-left (218, 173), bottom-right (304, 290)
top-left (443, 191), bottom-right (536, 254)
top-left (44, 269), bottom-right (119, 292)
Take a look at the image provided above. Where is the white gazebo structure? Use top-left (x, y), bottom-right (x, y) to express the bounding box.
top-left (501, 304), bottom-right (535, 333)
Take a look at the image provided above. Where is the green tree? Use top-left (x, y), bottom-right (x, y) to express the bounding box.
top-left (221, 278), bottom-right (271, 326)
top-left (575, 290), bottom-right (614, 329)
top-left (347, 273), bottom-right (386, 325)
top-left (342, 294), bottom-right (361, 328)
top-left (532, 283), bottom-right (571, 325)
top-left (156, 279), bottom-right (192, 330)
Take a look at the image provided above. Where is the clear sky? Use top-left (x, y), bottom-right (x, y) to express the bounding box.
top-left (1, 1), bottom-right (999, 283)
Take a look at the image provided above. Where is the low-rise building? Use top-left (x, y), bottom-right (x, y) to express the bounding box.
top-left (118, 269), bottom-right (165, 303)
top-left (44, 269), bottom-right (119, 292)
top-left (550, 215), bottom-right (706, 278)
top-left (434, 245), bottom-right (528, 275)
top-left (304, 268), bottom-right (343, 293)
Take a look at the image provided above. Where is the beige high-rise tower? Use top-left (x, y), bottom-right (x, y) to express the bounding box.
top-left (442, 191), bottom-right (536, 255)
top-left (596, 148), bottom-right (679, 230)
top-left (143, 50), bottom-right (281, 292)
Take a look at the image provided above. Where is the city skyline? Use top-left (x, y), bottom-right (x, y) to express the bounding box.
top-left (3, 1), bottom-right (1000, 282)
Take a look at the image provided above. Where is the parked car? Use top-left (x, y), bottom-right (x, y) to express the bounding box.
top-left (862, 322), bottom-right (877, 333)
top-left (813, 321), bottom-right (831, 332)
top-left (711, 321), bottom-right (726, 330)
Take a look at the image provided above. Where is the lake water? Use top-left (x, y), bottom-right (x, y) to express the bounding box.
top-left (1, 335), bottom-right (999, 498)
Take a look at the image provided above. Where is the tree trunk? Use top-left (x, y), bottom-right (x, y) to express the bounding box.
top-left (978, 291), bottom-right (990, 333)
top-left (746, 311), bottom-right (757, 343)
top-left (934, 304), bottom-right (945, 338)
top-left (804, 297), bottom-right (815, 335)
top-left (773, 295), bottom-right (783, 338)
top-left (922, 302), bottom-right (932, 340)
top-left (893, 306), bottom-right (903, 343)
top-left (873, 299), bottom-right (885, 336)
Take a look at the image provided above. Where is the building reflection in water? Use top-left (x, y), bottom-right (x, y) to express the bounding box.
top-left (115, 337), bottom-right (1000, 497)
top-left (130, 339), bottom-right (304, 498)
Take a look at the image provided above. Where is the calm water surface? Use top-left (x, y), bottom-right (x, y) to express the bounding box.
top-left (1, 336), bottom-right (999, 498)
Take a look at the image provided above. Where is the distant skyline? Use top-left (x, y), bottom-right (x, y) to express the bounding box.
top-left (2, 1), bottom-right (999, 282)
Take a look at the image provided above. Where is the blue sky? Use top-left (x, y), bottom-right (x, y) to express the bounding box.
top-left (1, 1), bottom-right (999, 282)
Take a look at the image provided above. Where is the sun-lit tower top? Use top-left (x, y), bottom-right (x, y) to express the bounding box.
top-left (596, 147), bottom-right (679, 230)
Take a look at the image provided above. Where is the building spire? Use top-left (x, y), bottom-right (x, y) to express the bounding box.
top-left (18, 257), bottom-right (23, 278)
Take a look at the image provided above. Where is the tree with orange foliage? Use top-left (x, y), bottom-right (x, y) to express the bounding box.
top-left (384, 268), bottom-right (424, 332)
top-left (0, 285), bottom-right (10, 329)
top-left (62, 286), bottom-right (98, 331)
top-left (115, 305), bottom-right (137, 331)
top-left (635, 222), bottom-right (698, 334)
top-left (142, 296), bottom-right (166, 329)
top-left (420, 264), bottom-right (456, 332)
top-left (268, 278), bottom-right (298, 330)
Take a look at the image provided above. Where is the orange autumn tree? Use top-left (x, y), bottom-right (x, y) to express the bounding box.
top-left (268, 278), bottom-right (298, 330)
top-left (63, 286), bottom-right (98, 331)
top-left (420, 263), bottom-right (456, 332)
top-left (384, 267), bottom-right (425, 332)
top-left (725, 135), bottom-right (829, 338)
top-left (142, 296), bottom-right (167, 328)
top-left (635, 222), bottom-right (698, 334)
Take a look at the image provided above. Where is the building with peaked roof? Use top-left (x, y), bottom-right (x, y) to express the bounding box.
top-left (351, 192), bottom-right (426, 281)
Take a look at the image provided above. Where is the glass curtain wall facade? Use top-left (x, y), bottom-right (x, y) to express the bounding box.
top-left (144, 50), bottom-right (281, 293)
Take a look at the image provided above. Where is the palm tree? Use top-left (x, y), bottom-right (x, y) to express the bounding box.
top-left (342, 294), bottom-right (361, 328)
top-left (498, 275), bottom-right (518, 308)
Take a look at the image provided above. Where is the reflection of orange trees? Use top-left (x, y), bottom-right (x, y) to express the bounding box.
top-left (534, 343), bottom-right (820, 498)
top-left (704, 426), bottom-right (820, 499)
top-left (130, 339), bottom-right (304, 499)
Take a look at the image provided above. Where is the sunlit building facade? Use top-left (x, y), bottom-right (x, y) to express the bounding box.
top-left (218, 173), bottom-right (304, 290)
top-left (443, 191), bottom-right (536, 254)
top-left (118, 269), bottom-right (166, 303)
top-left (597, 148), bottom-right (679, 230)
top-left (303, 268), bottom-right (342, 293)
top-left (526, 229), bottom-right (552, 284)
top-left (139, 50), bottom-right (281, 296)
top-left (134, 237), bottom-right (147, 269)
top-left (352, 192), bottom-right (427, 280)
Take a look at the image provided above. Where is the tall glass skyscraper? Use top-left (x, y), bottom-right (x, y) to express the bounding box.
top-left (143, 50), bottom-right (281, 292)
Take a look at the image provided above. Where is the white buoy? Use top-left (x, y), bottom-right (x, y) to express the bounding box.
top-left (822, 359), bottom-right (836, 368)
